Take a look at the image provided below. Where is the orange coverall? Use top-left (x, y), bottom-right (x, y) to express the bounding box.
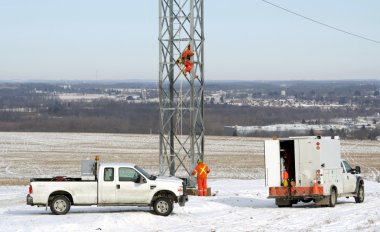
top-left (180, 45), bottom-right (194, 76)
top-left (191, 163), bottom-right (210, 196)
top-left (182, 45), bottom-right (194, 59)
top-left (282, 170), bottom-right (289, 187)
top-left (184, 60), bottom-right (193, 73)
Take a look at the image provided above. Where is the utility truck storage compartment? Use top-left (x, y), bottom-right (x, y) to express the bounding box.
top-left (264, 136), bottom-right (364, 207)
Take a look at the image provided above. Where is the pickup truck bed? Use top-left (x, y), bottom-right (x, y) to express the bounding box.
top-left (28, 180), bottom-right (98, 206)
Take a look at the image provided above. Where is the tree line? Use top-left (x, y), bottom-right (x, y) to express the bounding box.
top-left (0, 99), bottom-right (379, 139)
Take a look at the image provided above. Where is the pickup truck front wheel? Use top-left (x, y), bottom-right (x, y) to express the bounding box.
top-left (153, 197), bottom-right (173, 216)
top-left (50, 195), bottom-right (71, 215)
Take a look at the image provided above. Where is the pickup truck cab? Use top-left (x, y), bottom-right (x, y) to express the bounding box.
top-left (27, 162), bottom-right (188, 216)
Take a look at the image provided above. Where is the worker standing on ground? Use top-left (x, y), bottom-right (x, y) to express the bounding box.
top-left (191, 159), bottom-right (210, 196)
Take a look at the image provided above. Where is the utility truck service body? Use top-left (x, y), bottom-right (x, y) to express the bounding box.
top-left (264, 136), bottom-right (364, 207)
top-left (27, 160), bottom-right (188, 216)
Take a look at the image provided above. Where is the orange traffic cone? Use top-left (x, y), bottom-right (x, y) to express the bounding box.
top-left (312, 178), bottom-right (319, 195)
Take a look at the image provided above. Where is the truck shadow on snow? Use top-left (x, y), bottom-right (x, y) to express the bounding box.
top-left (7, 206), bottom-right (153, 215)
top-left (210, 197), bottom-right (356, 208)
top-left (210, 197), bottom-right (276, 208)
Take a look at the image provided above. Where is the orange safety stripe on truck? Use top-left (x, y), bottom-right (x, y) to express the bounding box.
top-left (268, 186), bottom-right (324, 198)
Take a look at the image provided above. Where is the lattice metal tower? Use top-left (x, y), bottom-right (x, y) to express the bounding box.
top-left (158, 0), bottom-right (204, 184)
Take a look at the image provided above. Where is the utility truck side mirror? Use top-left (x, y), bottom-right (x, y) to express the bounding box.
top-left (355, 166), bottom-right (361, 174)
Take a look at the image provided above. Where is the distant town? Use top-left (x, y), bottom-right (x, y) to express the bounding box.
top-left (0, 80), bottom-right (379, 139)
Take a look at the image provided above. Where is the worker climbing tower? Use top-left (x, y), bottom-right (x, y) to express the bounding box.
top-left (158, 0), bottom-right (205, 185)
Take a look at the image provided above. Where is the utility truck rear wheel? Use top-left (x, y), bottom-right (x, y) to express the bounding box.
top-left (153, 197), bottom-right (173, 216)
top-left (329, 189), bottom-right (337, 207)
top-left (301, 199), bottom-right (312, 203)
top-left (275, 199), bottom-right (292, 207)
top-left (355, 185), bottom-right (364, 203)
top-left (50, 195), bottom-right (71, 215)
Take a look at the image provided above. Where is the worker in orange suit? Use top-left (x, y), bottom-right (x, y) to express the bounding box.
top-left (184, 59), bottom-right (193, 74)
top-left (282, 169), bottom-right (289, 187)
top-left (182, 45), bottom-right (194, 59)
top-left (177, 44), bottom-right (194, 76)
top-left (191, 159), bottom-right (210, 196)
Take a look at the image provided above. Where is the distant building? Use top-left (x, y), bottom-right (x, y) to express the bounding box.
top-left (281, 90), bottom-right (286, 96)
top-left (141, 89), bottom-right (147, 101)
top-left (224, 123), bottom-right (345, 136)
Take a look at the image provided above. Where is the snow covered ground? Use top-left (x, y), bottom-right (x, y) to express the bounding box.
top-left (1, 179), bottom-right (379, 232)
top-left (0, 132), bottom-right (379, 231)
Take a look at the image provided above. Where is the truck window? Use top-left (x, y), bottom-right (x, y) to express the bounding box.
top-left (341, 160), bottom-right (352, 173)
top-left (104, 168), bottom-right (114, 181)
top-left (119, 167), bottom-right (138, 182)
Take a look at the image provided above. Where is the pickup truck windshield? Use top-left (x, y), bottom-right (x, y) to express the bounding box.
top-left (135, 165), bottom-right (156, 180)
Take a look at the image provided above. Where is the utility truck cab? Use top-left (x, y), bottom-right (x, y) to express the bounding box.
top-left (264, 136), bottom-right (364, 207)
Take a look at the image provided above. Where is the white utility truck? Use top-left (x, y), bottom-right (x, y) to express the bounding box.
top-left (265, 136), bottom-right (364, 207)
top-left (26, 157), bottom-right (188, 216)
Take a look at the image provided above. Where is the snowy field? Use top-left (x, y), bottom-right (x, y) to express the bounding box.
top-left (0, 179), bottom-right (379, 232)
top-left (0, 132), bottom-right (379, 184)
top-left (0, 132), bottom-right (379, 231)
top-left (0, 132), bottom-right (266, 183)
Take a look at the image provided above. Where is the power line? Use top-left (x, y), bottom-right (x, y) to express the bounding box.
top-left (261, 0), bottom-right (380, 44)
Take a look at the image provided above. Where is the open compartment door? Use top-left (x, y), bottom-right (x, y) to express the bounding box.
top-left (264, 140), bottom-right (281, 187)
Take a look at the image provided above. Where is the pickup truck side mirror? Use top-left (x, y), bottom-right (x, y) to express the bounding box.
top-left (135, 175), bottom-right (147, 184)
top-left (355, 166), bottom-right (361, 174)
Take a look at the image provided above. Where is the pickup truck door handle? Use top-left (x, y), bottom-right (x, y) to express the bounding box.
top-left (116, 184), bottom-right (120, 189)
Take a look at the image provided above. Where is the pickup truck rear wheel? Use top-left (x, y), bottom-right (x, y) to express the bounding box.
top-left (355, 185), bottom-right (364, 203)
top-left (329, 189), bottom-right (337, 207)
top-left (153, 197), bottom-right (173, 216)
top-left (50, 195), bottom-right (71, 215)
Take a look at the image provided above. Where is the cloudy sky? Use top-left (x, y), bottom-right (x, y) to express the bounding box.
top-left (0, 0), bottom-right (379, 81)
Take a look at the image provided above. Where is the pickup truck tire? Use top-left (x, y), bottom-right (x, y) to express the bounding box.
top-left (329, 189), bottom-right (337, 207)
top-left (153, 197), bottom-right (173, 216)
top-left (355, 185), bottom-right (364, 203)
top-left (50, 195), bottom-right (71, 215)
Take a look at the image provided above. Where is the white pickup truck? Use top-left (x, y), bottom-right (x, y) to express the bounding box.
top-left (26, 160), bottom-right (188, 216)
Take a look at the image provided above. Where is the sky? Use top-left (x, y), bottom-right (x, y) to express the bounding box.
top-left (0, 0), bottom-right (379, 81)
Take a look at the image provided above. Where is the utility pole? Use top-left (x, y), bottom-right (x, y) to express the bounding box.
top-left (158, 0), bottom-right (205, 186)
